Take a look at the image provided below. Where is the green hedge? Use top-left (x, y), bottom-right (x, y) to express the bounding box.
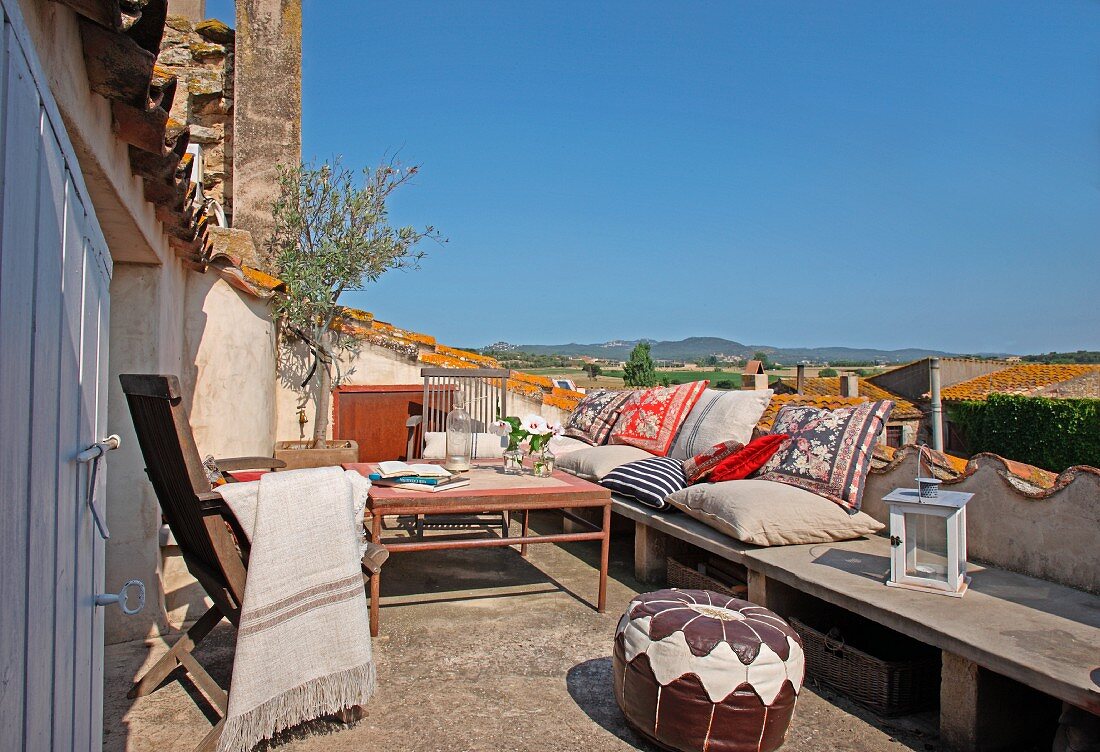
top-left (948, 393), bottom-right (1100, 473)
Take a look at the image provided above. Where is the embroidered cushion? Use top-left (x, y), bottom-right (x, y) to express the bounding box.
top-left (610, 381), bottom-right (709, 456)
top-left (668, 388), bottom-right (774, 460)
top-left (556, 444), bottom-right (656, 482)
top-left (682, 440), bottom-right (744, 484)
top-left (665, 479), bottom-right (884, 547)
top-left (601, 457), bottom-right (687, 510)
top-left (564, 389), bottom-right (635, 445)
top-left (757, 400), bottom-right (894, 511)
top-left (709, 434), bottom-right (789, 483)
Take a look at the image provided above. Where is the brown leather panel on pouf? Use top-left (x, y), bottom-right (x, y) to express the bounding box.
top-left (613, 589), bottom-right (804, 752)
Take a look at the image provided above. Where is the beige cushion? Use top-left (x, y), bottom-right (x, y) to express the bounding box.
top-left (548, 435), bottom-right (590, 456)
top-left (423, 432), bottom-right (505, 459)
top-left (668, 388), bottom-right (774, 460)
top-left (665, 479), bottom-right (884, 547)
top-left (556, 445), bottom-right (655, 481)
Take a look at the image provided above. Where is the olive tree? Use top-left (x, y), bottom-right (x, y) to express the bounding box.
top-left (267, 158), bottom-right (441, 447)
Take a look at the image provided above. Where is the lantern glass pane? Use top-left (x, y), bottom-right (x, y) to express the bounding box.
top-left (904, 511), bottom-right (949, 583)
top-left (955, 514), bottom-right (967, 582)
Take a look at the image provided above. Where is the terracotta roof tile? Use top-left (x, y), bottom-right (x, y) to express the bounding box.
top-left (939, 364), bottom-right (1100, 401)
top-left (777, 377), bottom-right (923, 420)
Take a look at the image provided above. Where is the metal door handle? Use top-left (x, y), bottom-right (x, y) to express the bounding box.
top-left (77, 435), bottom-right (120, 539)
top-left (95, 579), bottom-right (145, 615)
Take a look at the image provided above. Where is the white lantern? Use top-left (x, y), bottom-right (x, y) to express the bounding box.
top-left (883, 487), bottom-right (973, 597)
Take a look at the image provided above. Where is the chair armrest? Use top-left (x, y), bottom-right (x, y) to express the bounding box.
top-left (197, 490), bottom-right (230, 514)
top-left (214, 456), bottom-right (287, 472)
top-left (405, 415), bottom-right (423, 428)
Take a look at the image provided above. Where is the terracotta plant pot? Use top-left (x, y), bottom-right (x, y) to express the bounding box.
top-left (273, 440), bottom-right (359, 470)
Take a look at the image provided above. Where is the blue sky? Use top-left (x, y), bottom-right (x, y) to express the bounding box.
top-left (209, 1), bottom-right (1099, 354)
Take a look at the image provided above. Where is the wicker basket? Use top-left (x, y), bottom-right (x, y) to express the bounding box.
top-left (789, 616), bottom-right (939, 717)
top-left (666, 557), bottom-right (747, 598)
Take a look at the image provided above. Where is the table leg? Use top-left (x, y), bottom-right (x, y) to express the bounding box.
top-left (369, 512), bottom-right (382, 637)
top-left (521, 509), bottom-right (530, 557)
top-left (598, 503), bottom-right (610, 613)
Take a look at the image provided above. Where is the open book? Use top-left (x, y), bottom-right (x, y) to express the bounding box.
top-left (373, 461), bottom-right (452, 479)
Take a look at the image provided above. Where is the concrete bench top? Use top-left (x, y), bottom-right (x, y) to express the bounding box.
top-left (612, 497), bottom-right (1100, 714)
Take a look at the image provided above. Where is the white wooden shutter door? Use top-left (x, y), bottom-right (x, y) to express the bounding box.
top-left (0, 1), bottom-right (114, 749)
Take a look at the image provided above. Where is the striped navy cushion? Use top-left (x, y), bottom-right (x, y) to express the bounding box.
top-left (600, 456), bottom-right (687, 510)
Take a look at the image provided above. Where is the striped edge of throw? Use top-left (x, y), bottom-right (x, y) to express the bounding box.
top-left (601, 457), bottom-right (687, 509)
top-left (218, 661), bottom-right (377, 752)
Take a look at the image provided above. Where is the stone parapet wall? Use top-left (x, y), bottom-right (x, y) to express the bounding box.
top-left (160, 15), bottom-right (235, 218)
top-left (1039, 371), bottom-right (1100, 399)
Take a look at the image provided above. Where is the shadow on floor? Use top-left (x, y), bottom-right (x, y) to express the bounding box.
top-left (566, 657), bottom-right (660, 751)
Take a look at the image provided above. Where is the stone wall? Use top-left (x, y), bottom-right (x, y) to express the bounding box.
top-left (160, 15), bottom-right (235, 220)
top-left (863, 452), bottom-right (1100, 594)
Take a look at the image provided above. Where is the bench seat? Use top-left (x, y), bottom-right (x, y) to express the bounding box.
top-left (610, 496), bottom-right (1100, 725)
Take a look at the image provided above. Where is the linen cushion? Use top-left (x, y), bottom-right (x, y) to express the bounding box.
top-left (564, 389), bottom-right (635, 445)
top-left (556, 444), bottom-right (655, 482)
top-left (600, 456), bottom-right (687, 510)
top-left (709, 434), bottom-right (789, 483)
top-left (757, 400), bottom-right (894, 511)
top-left (610, 381), bottom-right (709, 456)
top-left (423, 431), bottom-right (505, 459)
top-left (668, 388), bottom-right (775, 460)
top-left (682, 440), bottom-right (744, 484)
top-left (548, 435), bottom-right (591, 456)
top-left (666, 479), bottom-right (884, 547)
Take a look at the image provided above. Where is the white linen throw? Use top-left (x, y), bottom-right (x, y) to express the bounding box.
top-left (214, 467), bottom-right (376, 752)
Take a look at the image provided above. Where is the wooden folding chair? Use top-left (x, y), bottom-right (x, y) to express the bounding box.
top-left (120, 374), bottom-right (384, 751)
top-left (404, 367), bottom-right (513, 536)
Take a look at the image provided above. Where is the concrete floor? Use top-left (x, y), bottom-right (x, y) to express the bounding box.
top-left (104, 514), bottom-right (943, 752)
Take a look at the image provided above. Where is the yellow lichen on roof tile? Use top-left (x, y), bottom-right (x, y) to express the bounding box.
top-left (544, 392), bottom-right (583, 411)
top-left (420, 352), bottom-right (476, 369)
top-left (240, 266), bottom-right (284, 291)
top-left (341, 307), bottom-right (374, 323)
top-left (786, 377), bottom-right (922, 419)
top-left (756, 393), bottom-right (865, 432)
top-left (510, 371), bottom-right (555, 389)
top-left (506, 379), bottom-right (544, 398)
top-left (940, 364), bottom-right (1100, 401)
top-left (435, 345), bottom-right (499, 367)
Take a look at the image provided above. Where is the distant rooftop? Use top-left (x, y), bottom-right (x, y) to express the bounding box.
top-left (938, 364), bottom-right (1100, 401)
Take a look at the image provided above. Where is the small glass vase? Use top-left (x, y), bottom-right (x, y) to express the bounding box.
top-left (531, 447), bottom-right (555, 478)
top-left (503, 447), bottom-right (525, 475)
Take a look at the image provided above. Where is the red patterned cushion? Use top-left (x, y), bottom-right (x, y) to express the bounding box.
top-left (757, 401), bottom-right (894, 511)
top-left (683, 440), bottom-right (744, 484)
top-left (709, 434), bottom-right (789, 482)
top-left (610, 381), bottom-right (709, 456)
top-left (564, 389), bottom-right (635, 445)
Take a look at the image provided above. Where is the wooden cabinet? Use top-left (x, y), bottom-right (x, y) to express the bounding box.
top-left (333, 385), bottom-right (426, 463)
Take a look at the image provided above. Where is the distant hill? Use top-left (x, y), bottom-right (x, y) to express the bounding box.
top-left (500, 336), bottom-right (958, 364)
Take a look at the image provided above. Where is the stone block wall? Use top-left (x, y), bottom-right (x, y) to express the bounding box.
top-left (160, 15), bottom-right (235, 220)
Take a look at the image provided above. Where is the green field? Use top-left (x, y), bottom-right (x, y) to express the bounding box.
top-left (524, 367), bottom-right (778, 390)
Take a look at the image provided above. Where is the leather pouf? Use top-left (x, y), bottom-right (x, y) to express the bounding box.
top-left (613, 589), bottom-right (804, 752)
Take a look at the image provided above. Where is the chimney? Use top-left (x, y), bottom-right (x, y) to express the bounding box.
top-left (840, 375), bottom-right (859, 398)
top-left (796, 364), bottom-right (806, 394)
top-left (742, 373), bottom-right (770, 390)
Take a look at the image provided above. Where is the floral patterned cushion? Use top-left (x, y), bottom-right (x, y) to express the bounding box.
top-left (610, 381), bottom-right (709, 457)
top-left (682, 440), bottom-right (744, 484)
top-left (564, 389), bottom-right (635, 445)
top-left (757, 400), bottom-right (894, 512)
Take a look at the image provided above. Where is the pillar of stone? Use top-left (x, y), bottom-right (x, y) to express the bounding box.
top-left (232, 0), bottom-right (302, 251)
top-left (168, 0), bottom-right (206, 21)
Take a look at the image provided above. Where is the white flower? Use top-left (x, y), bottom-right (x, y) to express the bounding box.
top-left (549, 421), bottom-right (565, 437)
top-left (488, 420), bottom-right (510, 437)
top-left (523, 414), bottom-right (551, 435)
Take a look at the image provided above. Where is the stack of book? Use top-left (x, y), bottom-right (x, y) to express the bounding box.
top-left (368, 461), bottom-right (471, 493)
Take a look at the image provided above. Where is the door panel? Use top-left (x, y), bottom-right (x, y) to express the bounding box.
top-left (0, 2), bottom-right (114, 749)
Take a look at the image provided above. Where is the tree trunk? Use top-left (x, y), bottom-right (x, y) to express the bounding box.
top-left (313, 359), bottom-right (332, 448)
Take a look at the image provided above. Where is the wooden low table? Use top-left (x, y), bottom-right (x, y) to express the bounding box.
top-left (347, 461), bottom-right (612, 636)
